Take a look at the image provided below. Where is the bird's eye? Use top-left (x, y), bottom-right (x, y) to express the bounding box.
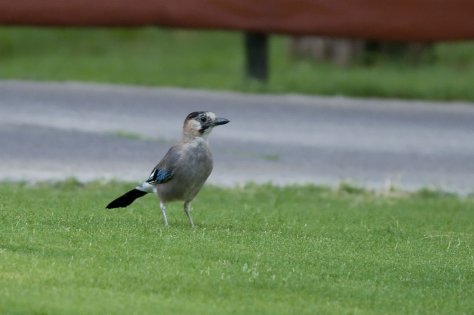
top-left (200, 116), bottom-right (207, 123)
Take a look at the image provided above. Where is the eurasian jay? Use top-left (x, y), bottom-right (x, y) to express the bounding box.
top-left (106, 111), bottom-right (230, 227)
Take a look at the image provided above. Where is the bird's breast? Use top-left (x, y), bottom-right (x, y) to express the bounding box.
top-left (156, 140), bottom-right (213, 202)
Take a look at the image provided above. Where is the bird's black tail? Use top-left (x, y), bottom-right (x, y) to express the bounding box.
top-left (106, 189), bottom-right (148, 209)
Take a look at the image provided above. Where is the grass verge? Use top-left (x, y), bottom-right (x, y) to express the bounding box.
top-left (0, 27), bottom-right (473, 101)
top-left (0, 181), bottom-right (473, 314)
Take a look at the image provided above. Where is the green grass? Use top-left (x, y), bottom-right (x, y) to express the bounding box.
top-left (110, 129), bottom-right (147, 141)
top-left (1, 181), bottom-right (473, 314)
top-left (0, 27), bottom-right (473, 101)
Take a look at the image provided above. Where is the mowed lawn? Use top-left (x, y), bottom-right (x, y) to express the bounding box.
top-left (1, 27), bottom-right (474, 101)
top-left (0, 181), bottom-right (473, 315)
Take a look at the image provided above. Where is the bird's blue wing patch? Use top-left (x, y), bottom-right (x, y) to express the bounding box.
top-left (146, 168), bottom-right (173, 184)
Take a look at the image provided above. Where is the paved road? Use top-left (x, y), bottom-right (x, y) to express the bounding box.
top-left (1, 81), bottom-right (474, 194)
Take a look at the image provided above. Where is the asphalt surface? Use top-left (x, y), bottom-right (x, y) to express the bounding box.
top-left (1, 81), bottom-right (474, 194)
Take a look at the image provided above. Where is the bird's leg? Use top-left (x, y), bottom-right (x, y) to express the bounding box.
top-left (160, 201), bottom-right (169, 226)
top-left (184, 201), bottom-right (195, 228)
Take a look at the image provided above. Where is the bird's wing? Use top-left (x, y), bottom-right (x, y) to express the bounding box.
top-left (146, 145), bottom-right (182, 185)
top-left (146, 167), bottom-right (173, 184)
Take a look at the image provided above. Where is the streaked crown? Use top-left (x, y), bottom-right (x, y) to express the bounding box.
top-left (183, 111), bottom-right (229, 139)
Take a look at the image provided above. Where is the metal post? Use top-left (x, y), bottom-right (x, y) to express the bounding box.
top-left (244, 31), bottom-right (269, 82)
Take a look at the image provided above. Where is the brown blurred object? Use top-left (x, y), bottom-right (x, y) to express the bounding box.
top-left (0, 0), bottom-right (473, 41)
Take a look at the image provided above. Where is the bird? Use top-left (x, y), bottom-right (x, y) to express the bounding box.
top-left (106, 111), bottom-right (230, 227)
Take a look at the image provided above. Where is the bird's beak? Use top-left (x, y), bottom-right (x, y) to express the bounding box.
top-left (213, 117), bottom-right (230, 126)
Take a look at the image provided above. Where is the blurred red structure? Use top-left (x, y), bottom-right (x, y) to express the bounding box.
top-left (0, 0), bottom-right (473, 41)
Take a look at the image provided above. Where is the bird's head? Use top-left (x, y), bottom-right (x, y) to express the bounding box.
top-left (183, 111), bottom-right (230, 140)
